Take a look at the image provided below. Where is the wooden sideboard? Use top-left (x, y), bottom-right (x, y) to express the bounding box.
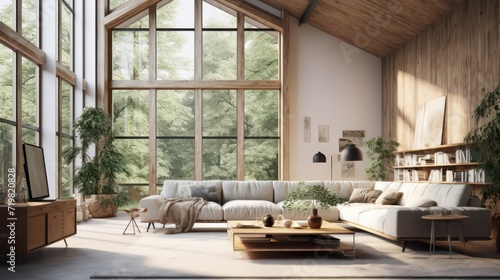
top-left (0, 199), bottom-right (76, 257)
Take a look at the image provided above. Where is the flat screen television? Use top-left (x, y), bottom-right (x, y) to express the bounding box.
top-left (22, 143), bottom-right (50, 201)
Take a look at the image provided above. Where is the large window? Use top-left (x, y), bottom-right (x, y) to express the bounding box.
top-left (60, 0), bottom-right (74, 69)
top-left (110, 0), bottom-right (281, 197)
top-left (1, 0), bottom-right (85, 200)
top-left (59, 80), bottom-right (74, 197)
top-left (0, 1), bottom-right (41, 193)
top-left (0, 44), bottom-right (15, 190)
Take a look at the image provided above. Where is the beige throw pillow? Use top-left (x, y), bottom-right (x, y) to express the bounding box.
top-left (348, 189), bottom-right (382, 203)
top-left (376, 191), bottom-right (403, 205)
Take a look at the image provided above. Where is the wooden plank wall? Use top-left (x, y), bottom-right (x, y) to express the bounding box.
top-left (382, 0), bottom-right (500, 150)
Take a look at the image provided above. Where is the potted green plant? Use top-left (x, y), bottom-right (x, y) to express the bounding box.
top-left (282, 183), bottom-right (347, 229)
top-left (364, 137), bottom-right (400, 181)
top-left (63, 107), bottom-right (129, 218)
top-left (464, 85), bottom-right (500, 252)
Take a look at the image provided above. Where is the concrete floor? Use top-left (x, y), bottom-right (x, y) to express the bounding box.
top-left (0, 211), bottom-right (498, 280)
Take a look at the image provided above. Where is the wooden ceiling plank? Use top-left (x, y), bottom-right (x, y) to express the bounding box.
top-left (104, 0), bottom-right (161, 29)
top-left (214, 0), bottom-right (283, 31)
top-left (261, 0), bottom-right (464, 58)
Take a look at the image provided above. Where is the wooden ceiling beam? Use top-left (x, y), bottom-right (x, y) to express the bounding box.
top-left (104, 0), bottom-right (161, 29)
top-left (299, 0), bottom-right (318, 26)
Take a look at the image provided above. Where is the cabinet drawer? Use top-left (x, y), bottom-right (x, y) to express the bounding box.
top-left (27, 215), bottom-right (46, 251)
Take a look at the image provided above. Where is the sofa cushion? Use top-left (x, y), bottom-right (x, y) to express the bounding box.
top-left (358, 208), bottom-right (392, 232)
top-left (325, 181), bottom-right (375, 199)
top-left (197, 202), bottom-right (224, 221)
top-left (222, 200), bottom-right (281, 220)
top-left (222, 181), bottom-right (274, 204)
top-left (338, 203), bottom-right (387, 223)
top-left (375, 190), bottom-right (403, 205)
top-left (421, 183), bottom-right (472, 207)
top-left (162, 180), bottom-right (222, 200)
top-left (373, 181), bottom-right (402, 192)
top-left (349, 189), bottom-right (382, 203)
top-left (398, 182), bottom-right (430, 206)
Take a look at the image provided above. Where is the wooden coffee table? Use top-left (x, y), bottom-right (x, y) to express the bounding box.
top-left (227, 220), bottom-right (355, 258)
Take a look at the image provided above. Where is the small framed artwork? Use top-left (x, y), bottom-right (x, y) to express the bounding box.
top-left (304, 116), bottom-right (311, 143)
top-left (342, 130), bottom-right (365, 147)
top-left (318, 125), bottom-right (329, 143)
top-left (342, 130), bottom-right (365, 138)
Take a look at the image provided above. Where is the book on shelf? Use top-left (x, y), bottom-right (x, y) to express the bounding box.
top-left (402, 169), bottom-right (424, 181)
top-left (428, 169), bottom-right (443, 182)
top-left (434, 152), bottom-right (455, 164)
top-left (456, 149), bottom-right (472, 163)
top-left (403, 154), bottom-right (418, 166)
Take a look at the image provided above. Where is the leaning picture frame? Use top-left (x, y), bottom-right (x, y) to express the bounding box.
top-left (22, 143), bottom-right (50, 201)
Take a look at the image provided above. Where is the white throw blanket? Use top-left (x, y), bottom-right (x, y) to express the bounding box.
top-left (158, 197), bottom-right (207, 234)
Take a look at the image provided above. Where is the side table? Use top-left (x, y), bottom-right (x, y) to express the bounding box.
top-left (123, 208), bottom-right (148, 235)
top-left (421, 214), bottom-right (468, 258)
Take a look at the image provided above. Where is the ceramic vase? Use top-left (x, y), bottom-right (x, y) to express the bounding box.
top-left (262, 214), bottom-right (275, 227)
top-left (307, 208), bottom-right (322, 229)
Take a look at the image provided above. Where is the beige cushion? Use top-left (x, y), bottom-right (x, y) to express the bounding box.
top-left (349, 189), bottom-right (382, 203)
top-left (375, 189), bottom-right (403, 205)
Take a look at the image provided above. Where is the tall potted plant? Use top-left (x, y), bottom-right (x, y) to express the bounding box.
top-left (364, 137), bottom-right (400, 181)
top-left (283, 183), bottom-right (346, 229)
top-left (63, 107), bottom-right (129, 218)
top-left (464, 85), bottom-right (500, 251)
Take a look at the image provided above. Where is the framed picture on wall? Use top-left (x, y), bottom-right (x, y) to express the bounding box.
top-left (318, 125), bottom-right (329, 143)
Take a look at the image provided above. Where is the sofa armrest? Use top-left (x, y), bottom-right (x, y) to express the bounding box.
top-left (139, 195), bottom-right (165, 222)
top-left (383, 207), bottom-right (492, 239)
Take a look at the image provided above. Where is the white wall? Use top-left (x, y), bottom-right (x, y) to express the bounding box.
top-left (288, 18), bottom-right (382, 181)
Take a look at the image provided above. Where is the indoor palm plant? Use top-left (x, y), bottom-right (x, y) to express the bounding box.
top-left (282, 183), bottom-right (346, 228)
top-left (464, 85), bottom-right (500, 251)
top-left (63, 107), bottom-right (129, 218)
top-left (364, 137), bottom-right (400, 181)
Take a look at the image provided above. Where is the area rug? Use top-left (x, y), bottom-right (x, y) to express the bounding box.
top-left (91, 224), bottom-right (500, 279)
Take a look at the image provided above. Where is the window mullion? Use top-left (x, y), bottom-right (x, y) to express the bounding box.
top-left (194, 0), bottom-right (203, 180)
top-left (236, 12), bottom-right (244, 180)
top-left (149, 6), bottom-right (157, 194)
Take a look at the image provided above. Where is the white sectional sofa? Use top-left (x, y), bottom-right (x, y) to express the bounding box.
top-left (140, 180), bottom-right (492, 248)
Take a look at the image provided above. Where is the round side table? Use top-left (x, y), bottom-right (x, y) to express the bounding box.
top-left (421, 214), bottom-right (468, 258)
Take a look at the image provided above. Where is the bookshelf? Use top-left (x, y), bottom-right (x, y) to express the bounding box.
top-left (393, 143), bottom-right (487, 186)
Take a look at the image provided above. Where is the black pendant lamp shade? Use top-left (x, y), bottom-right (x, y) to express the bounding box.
top-left (341, 144), bottom-right (363, 161)
top-left (312, 151), bottom-right (327, 163)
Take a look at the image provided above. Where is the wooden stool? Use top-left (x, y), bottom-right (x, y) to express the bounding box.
top-left (123, 208), bottom-right (147, 235)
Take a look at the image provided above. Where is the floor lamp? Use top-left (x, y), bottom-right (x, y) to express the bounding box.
top-left (313, 144), bottom-right (363, 180)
